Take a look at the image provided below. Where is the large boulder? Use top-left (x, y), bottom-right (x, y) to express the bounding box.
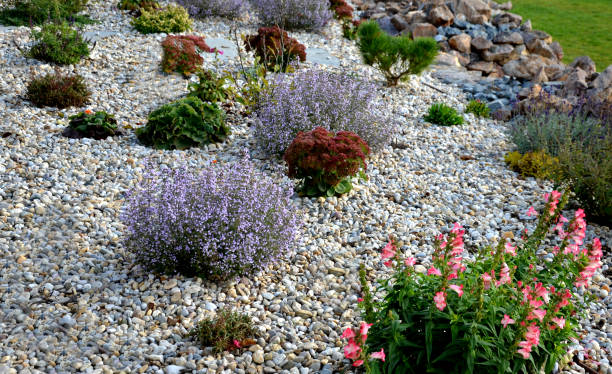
top-left (492, 12), bottom-right (522, 27)
top-left (522, 30), bottom-right (553, 47)
top-left (528, 39), bottom-right (557, 60)
top-left (493, 31), bottom-right (523, 45)
top-left (592, 65), bottom-right (612, 91)
top-left (429, 5), bottom-right (454, 26)
top-left (550, 41), bottom-right (563, 61)
top-left (502, 55), bottom-right (551, 80)
top-left (456, 0), bottom-right (491, 24)
top-left (405, 10), bottom-right (428, 24)
top-left (561, 68), bottom-right (589, 97)
top-left (482, 44), bottom-right (517, 65)
top-left (449, 33), bottom-right (472, 53)
top-left (435, 52), bottom-right (462, 67)
top-left (545, 64), bottom-right (573, 81)
top-left (471, 36), bottom-right (493, 51)
top-left (410, 23), bottom-right (438, 38)
top-left (467, 60), bottom-right (497, 73)
top-left (570, 56), bottom-right (596, 76)
top-left (391, 14), bottom-right (410, 31)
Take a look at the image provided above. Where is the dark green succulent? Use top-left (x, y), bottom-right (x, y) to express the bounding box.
top-left (63, 110), bottom-right (119, 139)
top-left (136, 97), bottom-right (229, 149)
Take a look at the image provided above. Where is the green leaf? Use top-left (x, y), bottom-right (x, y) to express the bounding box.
top-left (425, 321), bottom-right (433, 364)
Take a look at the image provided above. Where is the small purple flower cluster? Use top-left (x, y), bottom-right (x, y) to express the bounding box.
top-left (120, 156), bottom-right (300, 280)
top-left (176, 0), bottom-right (246, 19)
top-left (250, 0), bottom-right (332, 31)
top-left (254, 69), bottom-right (392, 155)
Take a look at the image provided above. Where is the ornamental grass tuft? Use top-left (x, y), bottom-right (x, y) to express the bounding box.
top-left (254, 69), bottom-right (391, 155)
top-left (424, 103), bottom-right (464, 126)
top-left (120, 157), bottom-right (300, 281)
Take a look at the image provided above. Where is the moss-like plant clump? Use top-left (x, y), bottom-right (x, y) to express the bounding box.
top-left (28, 23), bottom-right (89, 65)
top-left (465, 99), bottom-right (490, 118)
top-left (504, 150), bottom-right (559, 179)
top-left (189, 309), bottom-right (256, 353)
top-left (118, 0), bottom-right (159, 13)
top-left (0, 0), bottom-right (92, 26)
top-left (136, 96), bottom-right (229, 149)
top-left (27, 72), bottom-right (91, 109)
top-left (131, 4), bottom-right (192, 34)
top-left (424, 103), bottom-right (464, 126)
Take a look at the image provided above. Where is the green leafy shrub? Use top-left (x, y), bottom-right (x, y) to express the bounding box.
top-left (345, 191), bottom-right (603, 373)
top-left (189, 309), bottom-right (255, 353)
top-left (509, 110), bottom-right (612, 223)
top-left (424, 103), bottom-right (464, 126)
top-left (27, 23), bottom-right (89, 65)
top-left (131, 4), bottom-right (192, 34)
top-left (504, 150), bottom-right (559, 179)
top-left (0, 0), bottom-right (92, 26)
top-left (284, 127), bottom-right (370, 197)
top-left (62, 109), bottom-right (120, 139)
top-left (118, 0), bottom-right (159, 12)
top-left (465, 99), bottom-right (490, 118)
top-left (26, 72), bottom-right (91, 109)
top-left (161, 35), bottom-right (213, 76)
top-left (188, 69), bottom-right (234, 103)
top-left (357, 21), bottom-right (438, 86)
top-left (244, 26), bottom-right (306, 73)
top-left (136, 96), bottom-right (229, 150)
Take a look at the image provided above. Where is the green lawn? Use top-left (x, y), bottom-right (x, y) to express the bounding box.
top-left (499, 0), bottom-right (612, 70)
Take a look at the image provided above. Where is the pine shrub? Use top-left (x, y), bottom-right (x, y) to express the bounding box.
top-left (175, 0), bottom-right (246, 19)
top-left (131, 4), bottom-right (192, 34)
top-left (161, 35), bottom-right (213, 76)
top-left (28, 23), bottom-right (89, 65)
top-left (284, 127), bottom-right (370, 197)
top-left (424, 103), bottom-right (464, 126)
top-left (26, 72), bottom-right (91, 109)
top-left (136, 96), bottom-right (229, 150)
top-left (250, 0), bottom-right (332, 31)
top-left (244, 26), bottom-right (306, 73)
top-left (357, 21), bottom-right (438, 86)
top-left (120, 157), bottom-right (300, 280)
top-left (254, 69), bottom-right (391, 155)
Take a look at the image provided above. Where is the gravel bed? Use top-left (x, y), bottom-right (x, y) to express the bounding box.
top-left (0, 1), bottom-right (610, 373)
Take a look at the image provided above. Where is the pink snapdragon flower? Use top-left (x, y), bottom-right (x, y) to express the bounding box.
top-left (344, 339), bottom-right (361, 359)
top-left (434, 291), bottom-right (447, 311)
top-left (551, 317), bottom-right (566, 330)
top-left (504, 241), bottom-right (517, 256)
top-left (501, 314), bottom-right (515, 328)
top-left (449, 284), bottom-right (463, 297)
top-left (517, 341), bottom-right (532, 359)
top-left (526, 206), bottom-right (538, 217)
top-left (341, 328), bottom-right (355, 339)
top-left (527, 308), bottom-right (546, 322)
top-left (381, 241), bottom-right (396, 259)
top-left (353, 359), bottom-right (364, 367)
top-left (370, 349), bottom-right (385, 362)
top-left (481, 271), bottom-right (493, 289)
top-left (359, 322), bottom-right (372, 341)
top-left (428, 266), bottom-right (442, 276)
top-left (405, 257), bottom-right (416, 266)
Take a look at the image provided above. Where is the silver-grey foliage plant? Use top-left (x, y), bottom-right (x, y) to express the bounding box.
top-left (249, 0), bottom-right (332, 31)
top-left (254, 69), bottom-right (392, 155)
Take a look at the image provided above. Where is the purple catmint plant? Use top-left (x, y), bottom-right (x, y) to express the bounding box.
top-left (254, 69), bottom-right (392, 155)
top-left (249, 0), bottom-right (332, 31)
top-left (176, 0), bottom-right (246, 19)
top-left (120, 156), bottom-right (300, 281)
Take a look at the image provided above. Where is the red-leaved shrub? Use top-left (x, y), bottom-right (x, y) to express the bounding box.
top-left (161, 35), bottom-right (213, 76)
top-left (329, 0), bottom-right (353, 19)
top-left (284, 127), bottom-right (370, 196)
top-left (244, 26), bottom-right (306, 72)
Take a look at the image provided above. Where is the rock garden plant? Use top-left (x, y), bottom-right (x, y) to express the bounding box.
top-left (357, 21), bottom-right (438, 86)
top-left (136, 96), bottom-right (229, 150)
top-left (26, 71), bottom-right (91, 109)
top-left (249, 0), bottom-right (332, 31)
top-left (284, 127), bottom-right (370, 197)
top-left (161, 35), bottom-right (214, 77)
top-left (465, 99), bottom-right (490, 118)
top-left (175, 0), bottom-right (246, 19)
top-left (131, 4), bottom-right (192, 34)
top-left (187, 69), bottom-right (234, 104)
top-left (0, 0), bottom-right (92, 26)
top-left (120, 156), bottom-right (300, 281)
top-left (244, 26), bottom-right (306, 73)
top-left (62, 109), bottom-right (120, 139)
top-left (189, 309), bottom-right (256, 353)
top-left (117, 0), bottom-right (159, 15)
top-left (425, 103), bottom-right (464, 126)
top-left (504, 150), bottom-right (559, 180)
top-left (254, 69), bottom-right (390, 155)
top-left (27, 22), bottom-right (90, 65)
top-left (345, 191), bottom-right (603, 373)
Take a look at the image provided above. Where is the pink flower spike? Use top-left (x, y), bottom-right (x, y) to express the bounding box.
top-left (434, 291), bottom-right (446, 311)
top-left (551, 317), bottom-right (566, 329)
top-left (526, 206), bottom-right (538, 217)
top-left (233, 339), bottom-right (241, 348)
top-left (341, 328), bottom-right (355, 339)
top-left (517, 341), bottom-right (532, 359)
top-left (381, 241), bottom-right (396, 260)
top-left (352, 360), bottom-right (364, 367)
top-left (359, 322), bottom-right (373, 338)
top-left (404, 257), bottom-right (416, 267)
top-left (449, 284), bottom-right (463, 297)
top-left (504, 241), bottom-right (517, 256)
top-left (527, 309), bottom-right (546, 322)
top-left (501, 314), bottom-right (515, 328)
top-left (427, 266), bottom-right (442, 276)
top-left (344, 339), bottom-right (361, 359)
top-left (370, 348), bottom-right (385, 362)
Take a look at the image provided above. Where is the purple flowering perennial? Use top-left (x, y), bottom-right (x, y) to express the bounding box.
top-left (250, 0), bottom-right (332, 31)
top-left (254, 69), bottom-right (393, 155)
top-left (176, 0), bottom-right (246, 19)
top-left (120, 156), bottom-right (300, 280)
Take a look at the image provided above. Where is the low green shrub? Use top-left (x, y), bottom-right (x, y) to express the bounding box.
top-left (284, 127), bottom-right (370, 197)
top-left (62, 109), bottom-right (119, 139)
top-left (161, 35), bottom-right (213, 76)
top-left (424, 103), bottom-right (464, 126)
top-left (465, 99), bottom-right (490, 118)
top-left (244, 26), bottom-right (306, 73)
top-left (357, 21), bottom-right (438, 86)
top-left (136, 96), bottom-right (229, 149)
top-left (28, 23), bottom-right (89, 65)
top-left (504, 150), bottom-right (559, 179)
top-left (188, 69), bottom-right (234, 103)
top-left (131, 4), bottom-right (192, 34)
top-left (26, 72), bottom-right (91, 109)
top-left (117, 0), bottom-right (159, 13)
top-left (0, 0), bottom-right (92, 26)
top-left (189, 309), bottom-right (256, 353)
top-left (345, 191), bottom-right (603, 373)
